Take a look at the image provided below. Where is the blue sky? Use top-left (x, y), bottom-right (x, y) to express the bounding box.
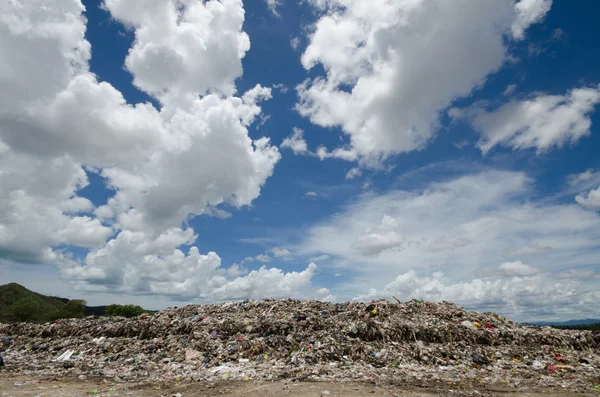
top-left (1, 0), bottom-right (600, 321)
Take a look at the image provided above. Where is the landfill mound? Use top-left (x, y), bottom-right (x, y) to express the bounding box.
top-left (1, 299), bottom-right (599, 392)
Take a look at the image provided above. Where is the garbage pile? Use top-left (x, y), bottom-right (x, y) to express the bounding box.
top-left (1, 299), bottom-right (599, 392)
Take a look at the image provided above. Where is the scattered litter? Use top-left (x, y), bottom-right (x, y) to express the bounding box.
top-left (56, 350), bottom-right (74, 362)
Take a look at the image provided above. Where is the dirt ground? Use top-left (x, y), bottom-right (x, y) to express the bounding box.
top-left (0, 375), bottom-right (594, 397)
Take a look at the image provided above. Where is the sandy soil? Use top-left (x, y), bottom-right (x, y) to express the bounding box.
top-left (0, 375), bottom-right (593, 397)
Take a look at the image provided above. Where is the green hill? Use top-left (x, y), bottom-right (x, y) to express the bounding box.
top-left (0, 283), bottom-right (147, 323)
top-left (0, 283), bottom-right (69, 322)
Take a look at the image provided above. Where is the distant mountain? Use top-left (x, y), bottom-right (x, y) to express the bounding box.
top-left (0, 283), bottom-right (144, 323)
top-left (529, 318), bottom-right (600, 327)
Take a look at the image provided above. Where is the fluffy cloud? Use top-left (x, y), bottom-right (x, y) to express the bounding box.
top-left (271, 247), bottom-right (292, 257)
top-left (576, 187), bottom-right (600, 209)
top-left (353, 268), bottom-right (599, 319)
top-left (0, 154), bottom-right (111, 263)
top-left (104, 0), bottom-right (250, 106)
top-left (297, 169), bottom-right (600, 318)
top-left (512, 0), bottom-right (552, 39)
top-left (0, 0), bottom-right (319, 301)
top-left (62, 227), bottom-right (317, 300)
top-left (499, 261), bottom-right (540, 276)
top-left (351, 215), bottom-right (404, 256)
top-left (297, 0), bottom-right (552, 168)
top-left (452, 85), bottom-right (600, 154)
top-left (211, 263), bottom-right (317, 301)
top-left (281, 128), bottom-right (310, 155)
top-left (264, 0), bottom-right (282, 16)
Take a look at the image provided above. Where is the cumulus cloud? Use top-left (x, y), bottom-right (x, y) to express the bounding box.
top-left (297, 0), bottom-right (552, 168)
top-left (315, 287), bottom-right (330, 296)
top-left (255, 254), bottom-right (272, 263)
top-left (281, 128), bottom-right (310, 155)
top-left (576, 187), bottom-right (600, 209)
top-left (0, 154), bottom-right (110, 263)
top-left (353, 269), bottom-right (598, 319)
top-left (62, 227), bottom-right (317, 300)
top-left (271, 247), bottom-right (292, 257)
top-left (104, 0), bottom-right (250, 106)
top-left (211, 263), bottom-right (318, 301)
top-left (511, 0), bottom-right (553, 40)
top-left (352, 215), bottom-right (404, 257)
top-left (0, 0), bottom-right (322, 301)
top-left (297, 170), bottom-right (600, 318)
top-left (499, 261), bottom-right (541, 276)
top-left (452, 85), bottom-right (600, 154)
top-left (305, 191), bottom-right (318, 198)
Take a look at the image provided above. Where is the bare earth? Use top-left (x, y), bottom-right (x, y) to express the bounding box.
top-left (0, 375), bottom-right (593, 397)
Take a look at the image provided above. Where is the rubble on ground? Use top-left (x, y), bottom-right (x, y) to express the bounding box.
top-left (1, 299), bottom-right (599, 392)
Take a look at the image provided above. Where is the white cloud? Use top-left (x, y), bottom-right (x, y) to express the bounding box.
top-left (512, 0), bottom-right (552, 40)
top-left (309, 254), bottom-right (330, 262)
top-left (0, 154), bottom-right (110, 263)
top-left (273, 83), bottom-right (289, 94)
top-left (351, 215), bottom-right (404, 257)
top-left (211, 263), bottom-right (318, 300)
top-left (305, 191), bottom-right (318, 197)
top-left (499, 261), bottom-right (540, 276)
top-left (572, 169), bottom-right (596, 183)
top-left (453, 85), bottom-right (600, 154)
top-left (297, 0), bottom-right (552, 168)
top-left (315, 287), bottom-right (330, 295)
top-left (290, 36), bottom-right (301, 50)
top-left (271, 247), bottom-right (291, 257)
top-left (353, 269), bottom-right (598, 319)
top-left (62, 227), bottom-right (316, 300)
top-left (255, 254), bottom-right (272, 263)
top-left (265, 0), bottom-right (282, 17)
top-left (227, 264), bottom-right (248, 278)
top-left (103, 0), bottom-right (250, 106)
top-left (503, 84), bottom-right (517, 96)
top-left (346, 167), bottom-right (362, 180)
top-left (296, 170), bottom-right (600, 318)
top-left (281, 128), bottom-right (310, 155)
top-left (576, 186), bottom-right (600, 209)
top-left (0, 0), bottom-right (309, 301)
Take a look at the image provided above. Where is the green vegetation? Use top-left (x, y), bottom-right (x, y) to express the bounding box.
top-left (0, 283), bottom-right (150, 323)
top-left (0, 283), bottom-right (68, 323)
top-left (48, 299), bottom-right (87, 321)
top-left (553, 323), bottom-right (600, 331)
top-left (104, 304), bottom-right (145, 318)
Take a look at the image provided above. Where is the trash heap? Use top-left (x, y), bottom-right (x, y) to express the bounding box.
top-left (1, 299), bottom-right (599, 391)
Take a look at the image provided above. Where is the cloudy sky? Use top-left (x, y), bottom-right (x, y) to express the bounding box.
top-left (1, 0), bottom-right (599, 322)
